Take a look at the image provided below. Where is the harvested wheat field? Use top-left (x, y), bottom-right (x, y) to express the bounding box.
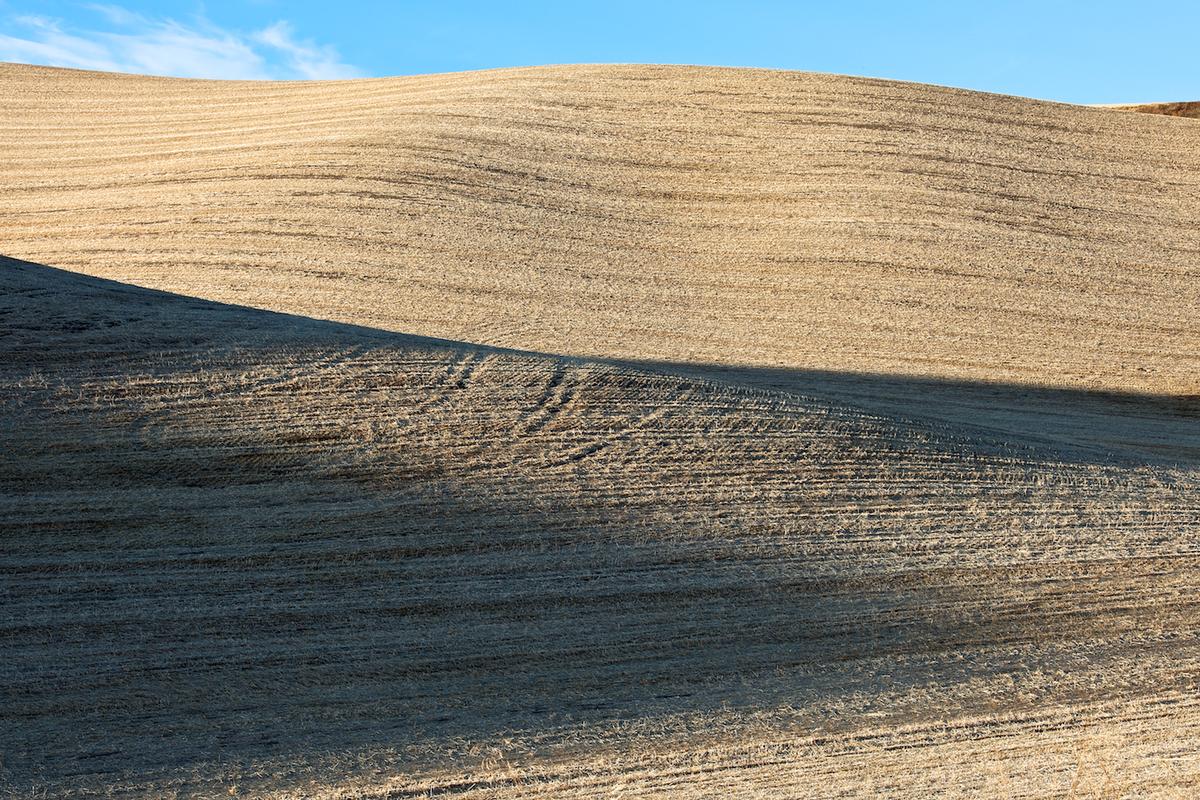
top-left (1109, 101), bottom-right (1200, 120)
top-left (1, 62), bottom-right (1199, 798)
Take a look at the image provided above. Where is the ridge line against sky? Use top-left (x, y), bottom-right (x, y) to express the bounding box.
top-left (0, 1), bottom-right (1197, 102)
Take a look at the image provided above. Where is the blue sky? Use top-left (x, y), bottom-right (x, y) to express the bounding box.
top-left (0, 1), bottom-right (1196, 102)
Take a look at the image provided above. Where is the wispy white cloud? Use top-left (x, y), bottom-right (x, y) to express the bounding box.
top-left (252, 21), bottom-right (360, 80)
top-left (0, 5), bottom-right (363, 80)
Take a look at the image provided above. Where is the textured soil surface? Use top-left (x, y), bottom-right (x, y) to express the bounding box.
top-left (2, 63), bottom-right (1199, 798)
top-left (1109, 101), bottom-right (1200, 119)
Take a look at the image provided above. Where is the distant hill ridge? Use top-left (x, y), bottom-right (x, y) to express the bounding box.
top-left (2, 62), bottom-right (1198, 397)
top-left (1108, 100), bottom-right (1200, 119)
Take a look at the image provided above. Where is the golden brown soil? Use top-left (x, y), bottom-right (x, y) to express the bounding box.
top-left (2, 63), bottom-right (1198, 395)
top-left (1109, 101), bottom-right (1200, 119)
top-left (2, 63), bottom-right (1199, 799)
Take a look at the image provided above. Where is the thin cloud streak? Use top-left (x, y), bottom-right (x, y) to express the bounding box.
top-left (0, 6), bottom-right (363, 80)
top-left (253, 21), bottom-right (361, 81)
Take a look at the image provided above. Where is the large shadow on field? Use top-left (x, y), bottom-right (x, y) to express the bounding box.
top-left (3, 255), bottom-right (1199, 796)
top-left (609, 359), bottom-right (1200, 468)
top-left (4, 255), bottom-right (1194, 470)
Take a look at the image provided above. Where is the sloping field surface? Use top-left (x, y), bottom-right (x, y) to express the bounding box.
top-left (2, 63), bottom-right (1198, 396)
top-left (1110, 101), bottom-right (1200, 119)
top-left (2, 63), bottom-right (1199, 798)
top-left (5, 257), bottom-right (1200, 798)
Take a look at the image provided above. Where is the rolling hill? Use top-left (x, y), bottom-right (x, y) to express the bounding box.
top-left (3, 63), bottom-right (1198, 396)
top-left (2, 63), bottom-right (1199, 798)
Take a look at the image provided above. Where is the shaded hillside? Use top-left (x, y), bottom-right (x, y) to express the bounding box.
top-left (1, 63), bottom-right (1198, 396)
top-left (3, 257), bottom-right (1200, 798)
